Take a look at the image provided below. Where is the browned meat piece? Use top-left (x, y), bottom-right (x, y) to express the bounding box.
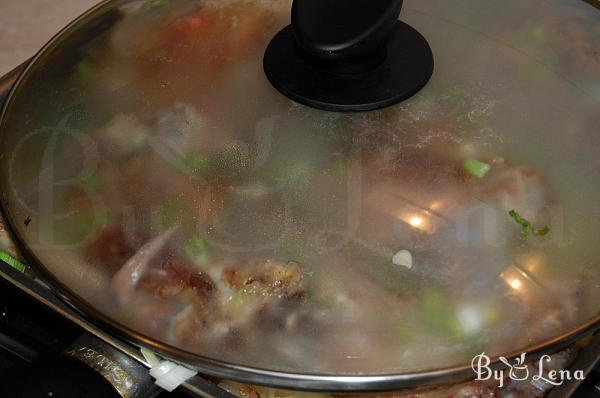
top-left (84, 225), bottom-right (142, 273)
top-left (141, 253), bottom-right (217, 303)
top-left (219, 260), bottom-right (305, 300)
top-left (168, 259), bottom-right (306, 349)
top-left (221, 265), bottom-right (256, 290)
top-left (258, 260), bottom-right (305, 298)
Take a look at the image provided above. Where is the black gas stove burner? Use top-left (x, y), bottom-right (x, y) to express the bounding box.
top-left (0, 277), bottom-right (186, 398)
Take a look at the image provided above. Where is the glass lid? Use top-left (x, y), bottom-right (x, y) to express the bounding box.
top-left (1, 0), bottom-right (599, 387)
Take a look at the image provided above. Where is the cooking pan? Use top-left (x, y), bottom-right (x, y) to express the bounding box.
top-left (0, 0), bottom-right (599, 392)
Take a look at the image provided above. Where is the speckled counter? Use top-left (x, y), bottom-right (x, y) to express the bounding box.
top-left (0, 0), bottom-right (100, 76)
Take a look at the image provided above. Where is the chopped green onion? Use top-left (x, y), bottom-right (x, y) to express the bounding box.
top-left (419, 290), bottom-right (462, 338)
top-left (0, 250), bottom-right (28, 273)
top-left (508, 209), bottom-right (528, 225)
top-left (532, 225), bottom-right (551, 237)
top-left (140, 347), bottom-right (161, 368)
top-left (463, 159), bottom-right (491, 179)
top-left (531, 26), bottom-right (545, 40)
top-left (80, 174), bottom-right (103, 192)
top-left (181, 154), bottom-right (210, 175)
top-left (143, 0), bottom-right (169, 11)
top-left (509, 209), bottom-right (532, 237)
top-left (184, 235), bottom-right (209, 269)
top-left (508, 209), bottom-right (551, 237)
top-left (76, 60), bottom-right (94, 81)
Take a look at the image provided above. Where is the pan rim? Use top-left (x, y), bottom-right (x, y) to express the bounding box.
top-left (0, 0), bottom-right (599, 392)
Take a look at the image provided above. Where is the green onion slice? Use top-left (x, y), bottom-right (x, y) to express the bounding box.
top-left (143, 0), bottom-right (169, 11)
top-left (0, 250), bottom-right (28, 273)
top-left (508, 209), bottom-right (551, 237)
top-left (463, 159), bottom-right (491, 179)
top-left (184, 235), bottom-right (209, 268)
top-left (181, 154), bottom-right (211, 175)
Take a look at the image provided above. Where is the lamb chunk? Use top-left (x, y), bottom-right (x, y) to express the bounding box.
top-left (259, 260), bottom-right (305, 298)
top-left (167, 259), bottom-right (307, 350)
top-left (84, 226), bottom-right (141, 273)
top-left (219, 259), bottom-right (305, 298)
top-left (260, 260), bottom-right (303, 285)
top-left (134, 251), bottom-right (218, 305)
top-left (222, 265), bottom-right (256, 290)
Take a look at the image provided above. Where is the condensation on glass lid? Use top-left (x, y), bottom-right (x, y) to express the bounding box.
top-left (0, 0), bottom-right (598, 377)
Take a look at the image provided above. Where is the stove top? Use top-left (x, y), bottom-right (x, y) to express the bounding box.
top-left (0, 265), bottom-right (211, 398)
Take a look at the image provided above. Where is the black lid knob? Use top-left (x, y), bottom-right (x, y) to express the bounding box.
top-left (264, 0), bottom-right (434, 112)
top-left (292, 0), bottom-right (402, 67)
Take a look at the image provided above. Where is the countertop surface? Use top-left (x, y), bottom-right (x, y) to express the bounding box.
top-left (0, 0), bottom-right (100, 76)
